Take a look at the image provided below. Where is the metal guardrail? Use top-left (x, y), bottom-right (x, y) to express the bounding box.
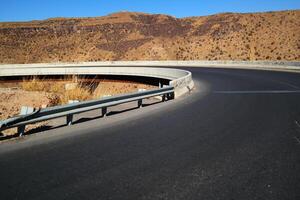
top-left (0, 86), bottom-right (174, 137)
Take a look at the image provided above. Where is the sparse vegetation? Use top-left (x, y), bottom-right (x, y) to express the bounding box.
top-left (0, 10), bottom-right (299, 62)
top-left (20, 76), bottom-right (156, 105)
top-left (21, 76), bottom-right (94, 105)
top-left (0, 76), bottom-right (156, 136)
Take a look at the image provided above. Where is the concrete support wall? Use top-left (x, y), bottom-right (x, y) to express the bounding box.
top-left (1, 60), bottom-right (299, 97)
top-left (0, 64), bottom-right (194, 98)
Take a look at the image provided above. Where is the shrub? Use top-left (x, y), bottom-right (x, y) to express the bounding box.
top-left (60, 87), bottom-right (91, 104)
top-left (49, 82), bottom-right (64, 94)
top-left (21, 77), bottom-right (47, 91)
top-left (21, 75), bottom-right (93, 105)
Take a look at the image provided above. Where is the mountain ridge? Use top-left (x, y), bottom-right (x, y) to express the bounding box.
top-left (0, 10), bottom-right (299, 63)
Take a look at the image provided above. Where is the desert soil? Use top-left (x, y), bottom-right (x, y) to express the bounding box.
top-left (0, 10), bottom-right (299, 63)
top-left (0, 80), bottom-right (155, 136)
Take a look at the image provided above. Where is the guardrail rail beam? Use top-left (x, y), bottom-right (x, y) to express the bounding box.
top-left (0, 86), bottom-right (175, 137)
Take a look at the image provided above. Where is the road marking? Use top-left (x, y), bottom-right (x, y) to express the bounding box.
top-left (295, 120), bottom-right (300, 128)
top-left (294, 136), bottom-right (300, 145)
top-left (275, 80), bottom-right (300, 90)
top-left (213, 90), bottom-right (300, 94)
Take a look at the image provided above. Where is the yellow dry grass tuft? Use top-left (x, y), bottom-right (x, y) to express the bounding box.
top-left (60, 87), bottom-right (92, 104)
top-left (21, 76), bottom-right (93, 105)
top-left (21, 77), bottom-right (47, 91)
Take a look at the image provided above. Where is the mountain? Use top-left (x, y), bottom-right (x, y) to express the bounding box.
top-left (0, 10), bottom-right (299, 64)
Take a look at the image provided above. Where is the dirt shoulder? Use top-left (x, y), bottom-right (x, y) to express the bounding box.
top-left (0, 80), bottom-right (156, 137)
top-left (0, 89), bottom-right (54, 120)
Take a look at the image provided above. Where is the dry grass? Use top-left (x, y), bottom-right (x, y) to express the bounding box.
top-left (1, 77), bottom-right (155, 137)
top-left (20, 76), bottom-right (156, 105)
top-left (21, 76), bottom-right (94, 105)
top-left (60, 87), bottom-right (92, 104)
top-left (21, 77), bottom-right (47, 91)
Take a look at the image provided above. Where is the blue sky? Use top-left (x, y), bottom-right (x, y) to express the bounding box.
top-left (1, 0), bottom-right (300, 22)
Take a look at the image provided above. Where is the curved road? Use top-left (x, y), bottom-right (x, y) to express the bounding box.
top-left (1, 68), bottom-right (300, 200)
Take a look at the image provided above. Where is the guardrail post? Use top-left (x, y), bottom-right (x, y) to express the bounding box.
top-left (0, 86), bottom-right (177, 140)
top-left (138, 99), bottom-right (143, 108)
top-left (18, 125), bottom-right (26, 136)
top-left (102, 107), bottom-right (107, 117)
top-left (168, 92), bottom-right (175, 100)
top-left (162, 94), bottom-right (166, 102)
top-left (67, 114), bottom-right (73, 126)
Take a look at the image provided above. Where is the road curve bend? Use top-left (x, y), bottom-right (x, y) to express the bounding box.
top-left (0, 67), bottom-right (300, 200)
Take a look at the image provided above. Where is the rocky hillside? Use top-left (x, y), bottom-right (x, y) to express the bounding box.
top-left (0, 10), bottom-right (299, 63)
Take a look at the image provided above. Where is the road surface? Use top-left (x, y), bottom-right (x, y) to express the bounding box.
top-left (1, 67), bottom-right (300, 200)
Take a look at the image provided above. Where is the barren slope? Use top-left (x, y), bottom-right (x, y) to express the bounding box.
top-left (0, 10), bottom-right (299, 63)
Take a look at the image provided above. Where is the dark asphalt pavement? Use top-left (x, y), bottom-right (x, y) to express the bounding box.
top-left (1, 68), bottom-right (300, 200)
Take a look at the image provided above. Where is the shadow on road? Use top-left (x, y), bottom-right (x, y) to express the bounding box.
top-left (0, 98), bottom-right (166, 141)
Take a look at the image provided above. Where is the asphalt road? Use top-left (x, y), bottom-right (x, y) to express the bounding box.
top-left (1, 68), bottom-right (300, 200)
